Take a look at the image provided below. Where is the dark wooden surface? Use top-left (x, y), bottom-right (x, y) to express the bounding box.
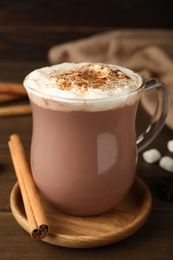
top-left (0, 1), bottom-right (173, 259)
top-left (0, 0), bottom-right (173, 61)
top-left (1, 0), bottom-right (172, 28)
top-left (0, 61), bottom-right (173, 259)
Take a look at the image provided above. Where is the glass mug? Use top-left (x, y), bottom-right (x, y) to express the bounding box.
top-left (24, 63), bottom-right (169, 216)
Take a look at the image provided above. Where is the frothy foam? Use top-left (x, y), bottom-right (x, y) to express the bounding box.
top-left (24, 62), bottom-right (143, 111)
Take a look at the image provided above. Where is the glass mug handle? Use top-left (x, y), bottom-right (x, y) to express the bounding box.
top-left (137, 78), bottom-right (170, 153)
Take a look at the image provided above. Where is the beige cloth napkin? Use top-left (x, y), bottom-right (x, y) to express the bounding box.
top-left (48, 29), bottom-right (173, 130)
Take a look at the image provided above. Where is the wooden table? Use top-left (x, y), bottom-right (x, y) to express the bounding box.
top-left (0, 61), bottom-right (173, 259)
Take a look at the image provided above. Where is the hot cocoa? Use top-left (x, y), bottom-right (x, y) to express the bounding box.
top-left (24, 62), bottom-right (143, 216)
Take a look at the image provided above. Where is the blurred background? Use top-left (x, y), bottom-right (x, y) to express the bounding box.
top-left (0, 0), bottom-right (172, 62)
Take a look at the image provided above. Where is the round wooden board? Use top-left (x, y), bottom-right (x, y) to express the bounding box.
top-left (10, 176), bottom-right (152, 248)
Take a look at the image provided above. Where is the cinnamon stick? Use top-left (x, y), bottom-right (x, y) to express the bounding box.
top-left (0, 104), bottom-right (32, 117)
top-left (0, 93), bottom-right (26, 103)
top-left (0, 82), bottom-right (28, 103)
top-left (8, 134), bottom-right (49, 239)
top-left (0, 83), bottom-right (27, 96)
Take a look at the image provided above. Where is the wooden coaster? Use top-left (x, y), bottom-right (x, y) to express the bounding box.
top-left (10, 176), bottom-right (152, 248)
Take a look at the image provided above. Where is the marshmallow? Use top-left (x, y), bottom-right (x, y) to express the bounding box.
top-left (159, 156), bottom-right (173, 172)
top-left (167, 140), bottom-right (173, 153)
top-left (142, 148), bottom-right (161, 164)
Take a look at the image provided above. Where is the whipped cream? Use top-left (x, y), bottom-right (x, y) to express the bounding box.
top-left (23, 62), bottom-right (143, 111)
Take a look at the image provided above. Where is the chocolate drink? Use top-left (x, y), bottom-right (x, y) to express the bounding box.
top-left (24, 62), bottom-right (143, 216)
top-left (30, 99), bottom-right (138, 216)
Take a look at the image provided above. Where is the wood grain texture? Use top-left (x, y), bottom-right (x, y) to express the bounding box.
top-left (0, 28), bottom-right (104, 61)
top-left (0, 1), bottom-right (173, 62)
top-left (10, 177), bottom-right (152, 248)
top-left (0, 0), bottom-right (172, 28)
